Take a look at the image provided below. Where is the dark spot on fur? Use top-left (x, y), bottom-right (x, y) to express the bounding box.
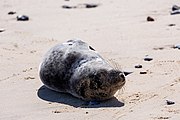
top-left (78, 81), bottom-right (89, 98)
top-left (89, 46), bottom-right (95, 51)
top-left (65, 51), bottom-right (81, 68)
top-left (90, 76), bottom-right (102, 89)
top-left (79, 87), bottom-right (86, 98)
top-left (67, 40), bottom-right (74, 42)
top-left (98, 92), bottom-right (107, 97)
top-left (109, 70), bottom-right (125, 84)
top-left (89, 70), bottom-right (106, 90)
top-left (40, 50), bottom-right (81, 92)
top-left (90, 80), bottom-right (98, 89)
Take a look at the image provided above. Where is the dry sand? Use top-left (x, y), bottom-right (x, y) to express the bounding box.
top-left (0, 0), bottom-right (180, 120)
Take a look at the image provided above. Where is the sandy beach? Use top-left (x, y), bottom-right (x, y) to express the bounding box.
top-left (0, 0), bottom-right (180, 119)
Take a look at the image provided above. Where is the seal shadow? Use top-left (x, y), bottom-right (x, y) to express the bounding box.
top-left (37, 85), bottom-right (125, 108)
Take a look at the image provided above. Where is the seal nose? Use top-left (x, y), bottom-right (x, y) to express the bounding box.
top-left (109, 70), bottom-right (125, 84)
top-left (124, 71), bottom-right (133, 76)
top-left (119, 73), bottom-right (125, 83)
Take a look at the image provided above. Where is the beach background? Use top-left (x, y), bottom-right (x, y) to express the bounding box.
top-left (0, 0), bottom-right (180, 119)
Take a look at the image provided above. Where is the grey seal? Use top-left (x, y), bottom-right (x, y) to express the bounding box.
top-left (39, 39), bottom-right (125, 101)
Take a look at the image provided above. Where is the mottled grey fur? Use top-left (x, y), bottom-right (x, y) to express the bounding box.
top-left (39, 40), bottom-right (125, 101)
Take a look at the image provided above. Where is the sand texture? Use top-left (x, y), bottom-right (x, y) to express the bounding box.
top-left (0, 0), bottom-right (180, 120)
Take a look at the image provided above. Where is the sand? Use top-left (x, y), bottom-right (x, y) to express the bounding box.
top-left (0, 0), bottom-right (180, 120)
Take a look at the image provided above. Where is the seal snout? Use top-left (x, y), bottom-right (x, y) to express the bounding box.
top-left (108, 70), bottom-right (125, 85)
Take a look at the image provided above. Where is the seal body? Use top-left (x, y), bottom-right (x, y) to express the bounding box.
top-left (39, 40), bottom-right (125, 101)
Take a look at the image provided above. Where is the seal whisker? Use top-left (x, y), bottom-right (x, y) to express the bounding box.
top-left (116, 85), bottom-right (125, 97)
top-left (107, 59), bottom-right (122, 71)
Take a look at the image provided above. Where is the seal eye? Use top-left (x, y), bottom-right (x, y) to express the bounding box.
top-left (68, 43), bottom-right (73, 46)
top-left (67, 40), bottom-right (74, 42)
top-left (89, 46), bottom-right (95, 51)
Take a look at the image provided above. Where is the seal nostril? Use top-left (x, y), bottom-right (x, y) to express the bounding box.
top-left (89, 46), bottom-right (95, 51)
top-left (119, 73), bottom-right (125, 82)
top-left (120, 73), bottom-right (125, 78)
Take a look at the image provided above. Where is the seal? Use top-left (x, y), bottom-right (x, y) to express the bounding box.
top-left (39, 39), bottom-right (125, 101)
